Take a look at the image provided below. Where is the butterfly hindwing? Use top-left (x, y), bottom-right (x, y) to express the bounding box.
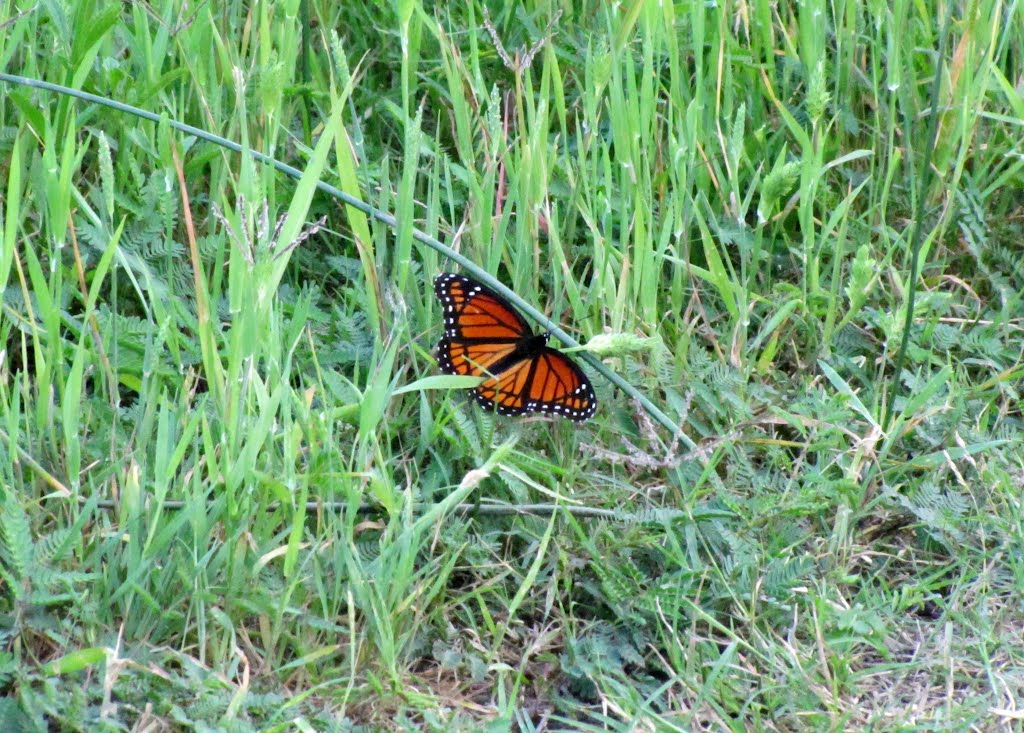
top-left (529, 347), bottom-right (597, 420)
top-left (436, 338), bottom-right (519, 379)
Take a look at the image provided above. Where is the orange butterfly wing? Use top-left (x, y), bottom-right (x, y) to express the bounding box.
top-left (434, 273), bottom-right (597, 422)
top-left (434, 272), bottom-right (531, 342)
top-left (474, 348), bottom-right (597, 420)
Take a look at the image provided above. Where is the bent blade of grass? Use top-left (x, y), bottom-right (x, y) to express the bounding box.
top-left (267, 104), bottom-right (340, 296)
top-left (0, 130), bottom-right (23, 294)
top-left (817, 360), bottom-right (877, 428)
top-left (394, 374), bottom-right (486, 395)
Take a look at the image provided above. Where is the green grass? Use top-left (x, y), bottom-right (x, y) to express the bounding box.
top-left (2, 0), bottom-right (1023, 730)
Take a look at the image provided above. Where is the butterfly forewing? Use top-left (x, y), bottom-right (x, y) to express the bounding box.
top-left (434, 273), bottom-right (530, 341)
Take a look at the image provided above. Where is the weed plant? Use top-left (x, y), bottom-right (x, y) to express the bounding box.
top-left (1, 1), bottom-right (1023, 730)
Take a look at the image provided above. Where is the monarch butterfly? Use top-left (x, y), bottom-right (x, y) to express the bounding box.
top-left (434, 272), bottom-right (597, 421)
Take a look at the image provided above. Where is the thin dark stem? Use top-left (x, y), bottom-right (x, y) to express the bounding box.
top-left (74, 497), bottom-right (731, 522)
top-left (0, 72), bottom-right (683, 438)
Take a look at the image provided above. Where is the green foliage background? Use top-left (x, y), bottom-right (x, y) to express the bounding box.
top-left (1, 0), bottom-right (1023, 730)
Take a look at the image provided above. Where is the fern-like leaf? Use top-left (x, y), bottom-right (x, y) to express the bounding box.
top-left (0, 495), bottom-right (32, 585)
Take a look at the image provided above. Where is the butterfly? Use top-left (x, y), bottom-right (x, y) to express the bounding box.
top-left (433, 272), bottom-right (597, 421)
